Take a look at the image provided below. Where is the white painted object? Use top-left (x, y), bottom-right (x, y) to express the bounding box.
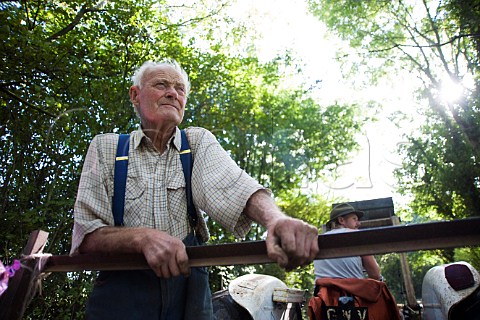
top-left (228, 274), bottom-right (305, 320)
top-left (422, 261), bottom-right (479, 320)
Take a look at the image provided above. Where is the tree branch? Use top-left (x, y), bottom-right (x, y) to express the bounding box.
top-left (47, 4), bottom-right (105, 41)
top-left (0, 87), bottom-right (56, 118)
top-left (156, 2), bottom-right (228, 32)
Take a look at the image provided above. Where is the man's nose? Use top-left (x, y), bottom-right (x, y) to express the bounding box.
top-left (165, 86), bottom-right (178, 98)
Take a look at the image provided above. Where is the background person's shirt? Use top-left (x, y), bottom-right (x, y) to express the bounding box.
top-left (313, 228), bottom-right (364, 279)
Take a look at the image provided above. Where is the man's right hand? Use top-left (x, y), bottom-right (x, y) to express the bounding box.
top-left (79, 226), bottom-right (190, 278)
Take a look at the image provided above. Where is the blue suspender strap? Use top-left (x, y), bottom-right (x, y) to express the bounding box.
top-left (180, 129), bottom-right (198, 228)
top-left (112, 134), bottom-right (130, 226)
top-left (112, 131), bottom-right (197, 228)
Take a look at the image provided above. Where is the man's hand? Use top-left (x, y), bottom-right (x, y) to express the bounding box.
top-left (244, 190), bottom-right (319, 270)
top-left (265, 217), bottom-right (319, 270)
top-left (79, 226), bottom-right (190, 278)
top-left (139, 229), bottom-right (190, 278)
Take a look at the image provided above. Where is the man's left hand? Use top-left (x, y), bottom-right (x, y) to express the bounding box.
top-left (265, 217), bottom-right (319, 270)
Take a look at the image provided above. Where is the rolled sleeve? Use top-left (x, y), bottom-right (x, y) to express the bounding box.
top-left (70, 135), bottom-right (116, 254)
top-left (188, 128), bottom-right (264, 239)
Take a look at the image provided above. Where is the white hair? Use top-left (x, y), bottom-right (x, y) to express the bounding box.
top-left (131, 59), bottom-right (191, 97)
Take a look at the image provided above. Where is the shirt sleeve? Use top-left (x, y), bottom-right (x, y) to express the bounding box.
top-left (70, 134), bottom-right (117, 255)
top-left (188, 128), bottom-right (265, 239)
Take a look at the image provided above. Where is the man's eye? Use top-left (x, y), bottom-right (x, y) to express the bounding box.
top-left (177, 87), bottom-right (186, 94)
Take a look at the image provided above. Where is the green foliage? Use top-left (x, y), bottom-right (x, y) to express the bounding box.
top-left (455, 247), bottom-right (480, 272)
top-left (396, 119), bottom-right (480, 220)
top-left (307, 0), bottom-right (408, 82)
top-left (25, 272), bottom-right (94, 319)
top-left (308, 0), bottom-right (406, 50)
top-left (380, 251), bottom-right (447, 304)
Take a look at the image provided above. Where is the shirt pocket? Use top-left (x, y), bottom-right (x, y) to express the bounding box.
top-left (123, 175), bottom-right (147, 227)
top-left (166, 170), bottom-right (188, 225)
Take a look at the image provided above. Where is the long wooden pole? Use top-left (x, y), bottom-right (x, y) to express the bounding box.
top-left (45, 217), bottom-right (480, 272)
top-left (391, 216), bottom-right (418, 307)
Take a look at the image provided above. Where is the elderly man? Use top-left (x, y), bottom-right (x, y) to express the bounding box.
top-left (71, 59), bottom-right (319, 319)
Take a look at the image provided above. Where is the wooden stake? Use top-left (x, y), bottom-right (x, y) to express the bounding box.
top-left (0, 230), bottom-right (49, 320)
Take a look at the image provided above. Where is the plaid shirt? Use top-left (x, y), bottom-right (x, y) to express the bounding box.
top-left (71, 126), bottom-right (263, 254)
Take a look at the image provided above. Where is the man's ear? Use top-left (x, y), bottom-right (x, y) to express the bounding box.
top-left (129, 86), bottom-right (139, 105)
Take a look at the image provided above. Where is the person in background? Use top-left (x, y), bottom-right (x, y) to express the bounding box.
top-left (71, 59), bottom-right (319, 320)
top-left (314, 203), bottom-right (381, 281)
top-left (309, 203), bottom-right (401, 320)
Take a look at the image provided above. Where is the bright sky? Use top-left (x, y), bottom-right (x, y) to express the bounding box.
top-left (172, 0), bottom-right (430, 205)
top-left (224, 0), bottom-right (419, 204)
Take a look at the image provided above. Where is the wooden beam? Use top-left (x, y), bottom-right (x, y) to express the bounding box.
top-left (44, 217), bottom-right (480, 272)
top-left (359, 217), bottom-right (395, 228)
top-left (391, 216), bottom-right (417, 308)
top-left (0, 230), bottom-right (49, 320)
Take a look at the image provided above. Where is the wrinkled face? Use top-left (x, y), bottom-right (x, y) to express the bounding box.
top-left (129, 65), bottom-right (187, 131)
top-left (338, 213), bottom-right (360, 229)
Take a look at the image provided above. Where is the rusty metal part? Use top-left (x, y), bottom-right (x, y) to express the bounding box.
top-left (44, 217), bottom-right (480, 272)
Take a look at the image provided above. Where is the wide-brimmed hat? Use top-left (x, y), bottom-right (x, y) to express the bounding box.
top-left (329, 203), bottom-right (364, 222)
